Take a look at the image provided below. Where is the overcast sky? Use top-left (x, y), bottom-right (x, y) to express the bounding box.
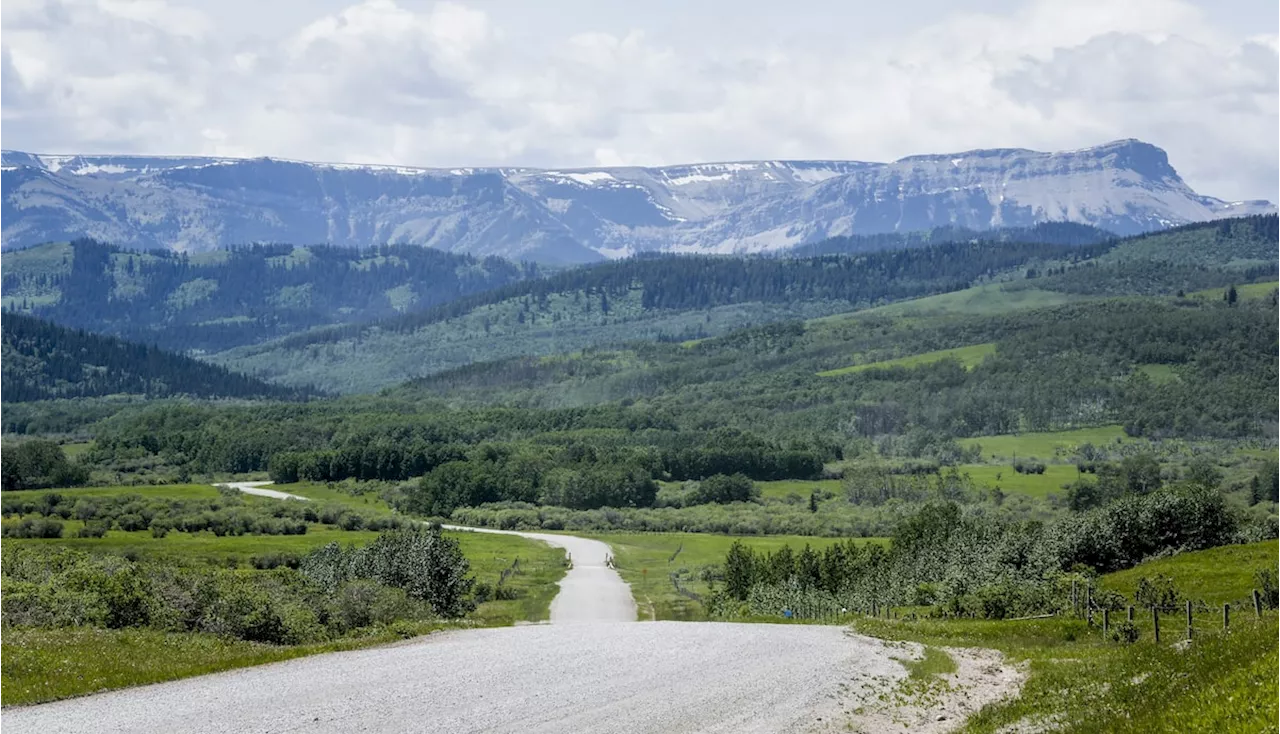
top-left (2, 0), bottom-right (1277, 201)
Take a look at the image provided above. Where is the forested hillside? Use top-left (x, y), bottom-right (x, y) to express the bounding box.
top-left (213, 238), bottom-right (1113, 392)
top-left (212, 217), bottom-right (1275, 394)
top-left (1, 313), bottom-right (310, 402)
top-left (1, 240), bottom-right (531, 353)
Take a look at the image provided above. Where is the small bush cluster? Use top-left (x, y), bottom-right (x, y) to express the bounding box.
top-left (714, 483), bottom-right (1240, 620)
top-left (1, 527), bottom-right (475, 646)
top-left (1, 492), bottom-right (406, 538)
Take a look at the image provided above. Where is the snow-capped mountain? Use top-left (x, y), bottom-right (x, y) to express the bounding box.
top-left (2, 140), bottom-right (1272, 262)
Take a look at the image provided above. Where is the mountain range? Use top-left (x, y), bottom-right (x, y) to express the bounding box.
top-left (2, 140), bottom-right (1274, 263)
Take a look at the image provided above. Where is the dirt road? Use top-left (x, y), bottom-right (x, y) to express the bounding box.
top-left (220, 481), bottom-right (636, 623)
top-left (2, 623), bottom-right (908, 734)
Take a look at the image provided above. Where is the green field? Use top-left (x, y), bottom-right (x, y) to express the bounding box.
top-left (4, 483), bottom-right (224, 501)
top-left (1136, 363), bottom-right (1180, 384)
top-left (818, 342), bottom-right (996, 377)
top-left (754, 478), bottom-right (844, 500)
top-left (1187, 280), bottom-right (1278, 301)
top-left (958, 463), bottom-right (1079, 498)
top-left (839, 283), bottom-right (1085, 319)
top-left (1102, 540), bottom-right (1278, 605)
top-left (960, 425), bottom-right (1129, 461)
top-left (590, 532), bottom-right (885, 620)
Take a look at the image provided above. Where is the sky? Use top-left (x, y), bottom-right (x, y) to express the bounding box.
top-left (2, 0), bottom-right (1277, 202)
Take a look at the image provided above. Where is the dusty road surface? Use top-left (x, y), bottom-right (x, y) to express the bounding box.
top-left (219, 482), bottom-right (636, 623)
top-left (3, 622), bottom-right (906, 734)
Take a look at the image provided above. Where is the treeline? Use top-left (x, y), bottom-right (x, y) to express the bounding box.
top-left (1, 313), bottom-right (312, 402)
top-left (268, 428), bottom-right (826, 515)
top-left (786, 221), bottom-right (1113, 257)
top-left (2, 239), bottom-right (530, 352)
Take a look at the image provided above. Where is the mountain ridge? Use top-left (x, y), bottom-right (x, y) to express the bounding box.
top-left (3, 140), bottom-right (1274, 262)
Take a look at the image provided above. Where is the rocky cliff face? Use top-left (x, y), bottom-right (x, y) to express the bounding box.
top-left (3, 140), bottom-right (1272, 262)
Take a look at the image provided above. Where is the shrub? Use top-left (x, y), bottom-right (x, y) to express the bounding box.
top-left (1, 517), bottom-right (65, 539)
top-left (1111, 620), bottom-right (1140, 644)
top-left (76, 521), bottom-right (110, 538)
top-left (692, 474), bottom-right (759, 504)
top-left (301, 526), bottom-right (475, 618)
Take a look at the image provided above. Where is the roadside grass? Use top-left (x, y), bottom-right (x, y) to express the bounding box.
top-left (853, 612), bottom-right (1277, 734)
top-left (1100, 540), bottom-right (1278, 605)
top-left (900, 645), bottom-right (957, 681)
top-left (589, 532), bottom-right (886, 620)
top-left (959, 425), bottom-right (1129, 462)
top-left (851, 540), bottom-right (1280, 732)
top-left (957, 463), bottom-right (1078, 499)
top-left (818, 343), bottom-right (995, 377)
top-left (0, 623), bottom-right (460, 708)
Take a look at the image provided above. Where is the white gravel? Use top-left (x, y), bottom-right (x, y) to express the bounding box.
top-left (2, 623), bottom-right (906, 734)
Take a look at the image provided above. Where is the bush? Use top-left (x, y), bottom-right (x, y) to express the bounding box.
top-left (1, 517), bottom-right (65, 539)
top-left (76, 521), bottom-right (110, 538)
top-left (250, 552), bottom-right (302, 570)
top-left (301, 526), bottom-right (475, 618)
top-left (1111, 620), bottom-right (1140, 644)
top-left (692, 474), bottom-right (759, 505)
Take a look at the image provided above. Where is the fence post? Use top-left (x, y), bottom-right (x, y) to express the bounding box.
top-left (1127, 605), bottom-right (1134, 623)
top-left (1086, 584), bottom-right (1094, 626)
top-left (1072, 579), bottom-right (1078, 617)
top-left (1103, 608), bottom-right (1109, 638)
top-left (1152, 607), bottom-right (1160, 643)
top-left (1223, 603), bottom-right (1230, 631)
top-left (1254, 589), bottom-right (1262, 617)
top-left (1185, 600), bottom-right (1193, 641)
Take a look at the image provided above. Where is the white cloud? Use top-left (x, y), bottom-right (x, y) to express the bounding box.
top-left (1, 0), bottom-right (1275, 201)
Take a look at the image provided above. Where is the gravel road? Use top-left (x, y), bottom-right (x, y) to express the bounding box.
top-left (3, 483), bottom-right (960, 733)
top-left (220, 482), bottom-right (636, 623)
top-left (3, 622), bottom-right (905, 734)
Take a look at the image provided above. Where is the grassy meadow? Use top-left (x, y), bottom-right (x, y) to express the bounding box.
top-left (817, 342), bottom-right (996, 377)
top-left (959, 425), bottom-right (1130, 462)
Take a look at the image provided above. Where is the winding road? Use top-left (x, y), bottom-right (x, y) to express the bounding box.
top-left (3, 482), bottom-right (947, 733)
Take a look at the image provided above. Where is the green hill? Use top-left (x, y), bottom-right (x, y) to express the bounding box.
top-left (210, 238), bottom-right (1113, 393)
top-left (0, 240), bottom-right (530, 354)
top-left (1, 313), bottom-right (309, 402)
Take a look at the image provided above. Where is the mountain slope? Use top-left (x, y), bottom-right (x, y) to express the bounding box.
top-left (206, 237), bottom-right (1117, 393)
top-left (4, 141), bottom-right (1272, 262)
top-left (0, 313), bottom-right (308, 402)
top-left (1, 240), bottom-right (530, 353)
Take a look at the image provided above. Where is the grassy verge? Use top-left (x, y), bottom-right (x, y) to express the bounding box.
top-left (0, 623), bottom-right (459, 708)
top-left (853, 613), bottom-right (1277, 733)
top-left (588, 532), bottom-right (885, 620)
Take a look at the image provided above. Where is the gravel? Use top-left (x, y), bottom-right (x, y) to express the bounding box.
top-left (5, 483), bottom-right (941, 733)
top-left (3, 623), bottom-right (906, 734)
